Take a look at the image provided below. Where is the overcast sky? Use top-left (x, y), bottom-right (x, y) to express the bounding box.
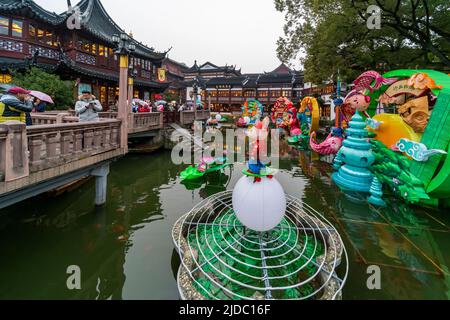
top-left (34, 0), bottom-right (291, 73)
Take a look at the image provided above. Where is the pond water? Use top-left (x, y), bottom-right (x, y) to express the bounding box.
top-left (0, 145), bottom-right (449, 300)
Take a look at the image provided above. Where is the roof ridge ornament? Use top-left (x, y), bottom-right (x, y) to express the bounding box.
top-left (66, 2), bottom-right (81, 30)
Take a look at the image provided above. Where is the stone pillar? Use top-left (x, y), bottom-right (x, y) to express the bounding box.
top-left (60, 131), bottom-right (73, 161)
top-left (73, 129), bottom-right (84, 157)
top-left (91, 163), bottom-right (110, 206)
top-left (117, 55), bottom-right (129, 153)
top-left (0, 125), bottom-right (8, 181)
top-left (93, 130), bottom-right (102, 151)
top-left (83, 129), bottom-right (94, 153)
top-left (2, 121), bottom-right (29, 182)
top-left (46, 132), bottom-right (60, 165)
top-left (56, 113), bottom-right (70, 124)
top-left (128, 77), bottom-right (134, 110)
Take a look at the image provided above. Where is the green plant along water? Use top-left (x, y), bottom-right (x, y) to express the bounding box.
top-left (0, 147), bottom-right (449, 300)
top-left (187, 212), bottom-right (323, 300)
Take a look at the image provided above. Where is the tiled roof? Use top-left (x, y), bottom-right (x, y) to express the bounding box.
top-left (184, 61), bottom-right (241, 75)
top-left (74, 0), bottom-right (167, 61)
top-left (207, 76), bottom-right (247, 86)
top-left (0, 56), bottom-right (56, 71)
top-left (0, 0), bottom-right (65, 24)
top-left (58, 54), bottom-right (167, 89)
top-left (270, 63), bottom-right (293, 74)
top-left (0, 0), bottom-right (167, 62)
top-left (202, 72), bottom-right (304, 88)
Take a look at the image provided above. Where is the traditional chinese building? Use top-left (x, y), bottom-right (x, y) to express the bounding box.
top-left (161, 57), bottom-right (188, 103)
top-left (0, 0), bottom-right (169, 108)
top-left (201, 63), bottom-right (304, 112)
top-left (183, 61), bottom-right (242, 81)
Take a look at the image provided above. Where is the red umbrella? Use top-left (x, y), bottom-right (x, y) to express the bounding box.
top-left (29, 90), bottom-right (54, 104)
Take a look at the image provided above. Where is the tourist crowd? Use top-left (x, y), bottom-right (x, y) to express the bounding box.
top-left (0, 86), bottom-right (208, 125)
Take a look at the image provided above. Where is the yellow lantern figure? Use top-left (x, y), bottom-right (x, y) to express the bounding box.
top-left (299, 97), bottom-right (320, 134)
top-left (157, 68), bottom-right (166, 82)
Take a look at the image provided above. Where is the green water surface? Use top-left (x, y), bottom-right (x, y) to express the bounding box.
top-left (0, 148), bottom-right (449, 300)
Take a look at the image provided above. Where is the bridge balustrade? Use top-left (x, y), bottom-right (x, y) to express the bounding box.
top-left (27, 119), bottom-right (122, 173)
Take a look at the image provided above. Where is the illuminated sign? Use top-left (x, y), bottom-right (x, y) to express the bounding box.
top-left (157, 68), bottom-right (166, 82)
top-left (385, 80), bottom-right (426, 97)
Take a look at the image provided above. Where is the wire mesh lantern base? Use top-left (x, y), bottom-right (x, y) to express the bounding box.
top-left (172, 191), bottom-right (348, 300)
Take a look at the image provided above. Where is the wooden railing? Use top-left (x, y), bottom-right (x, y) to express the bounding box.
top-left (27, 119), bottom-right (121, 173)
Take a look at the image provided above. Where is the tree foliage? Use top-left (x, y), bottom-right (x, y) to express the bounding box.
top-left (163, 92), bottom-right (179, 103)
top-left (12, 67), bottom-right (74, 110)
top-left (275, 0), bottom-right (450, 83)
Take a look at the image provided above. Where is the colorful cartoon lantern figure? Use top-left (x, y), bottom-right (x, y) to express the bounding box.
top-left (232, 117), bottom-right (287, 232)
top-left (271, 97), bottom-right (293, 129)
top-left (338, 103), bottom-right (355, 129)
top-left (344, 90), bottom-right (372, 118)
top-left (286, 106), bottom-right (301, 136)
top-left (298, 97), bottom-right (320, 135)
top-left (237, 99), bottom-right (263, 127)
top-left (333, 111), bottom-right (375, 193)
top-left (310, 128), bottom-right (344, 155)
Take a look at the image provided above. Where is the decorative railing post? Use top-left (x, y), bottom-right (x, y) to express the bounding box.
top-left (102, 125), bottom-right (111, 149)
top-left (28, 134), bottom-right (44, 171)
top-left (60, 130), bottom-right (73, 161)
top-left (0, 125), bottom-right (8, 181)
top-left (56, 113), bottom-right (70, 124)
top-left (46, 132), bottom-right (60, 165)
top-left (1, 121), bottom-right (29, 182)
top-left (128, 112), bottom-right (135, 133)
top-left (111, 123), bottom-right (119, 148)
top-left (93, 129), bottom-right (102, 151)
top-left (73, 129), bottom-right (84, 157)
top-left (84, 129), bottom-right (94, 153)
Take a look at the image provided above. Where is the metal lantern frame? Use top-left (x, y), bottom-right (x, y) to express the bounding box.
top-left (173, 191), bottom-right (349, 300)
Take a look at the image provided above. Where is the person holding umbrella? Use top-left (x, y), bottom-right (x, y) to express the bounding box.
top-left (28, 90), bottom-right (54, 113)
top-left (75, 90), bottom-right (103, 122)
top-left (0, 87), bottom-right (33, 124)
top-left (33, 98), bottom-right (47, 113)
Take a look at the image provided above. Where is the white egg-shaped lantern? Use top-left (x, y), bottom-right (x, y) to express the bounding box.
top-left (244, 116), bottom-right (251, 125)
top-left (232, 176), bottom-right (287, 232)
top-left (215, 114), bottom-right (222, 121)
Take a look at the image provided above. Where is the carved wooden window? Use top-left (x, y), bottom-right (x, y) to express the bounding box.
top-left (11, 20), bottom-right (22, 38)
top-left (99, 44), bottom-right (105, 56)
top-left (37, 29), bottom-right (44, 43)
top-left (0, 16), bottom-right (9, 35)
top-left (45, 30), bottom-right (53, 46)
top-left (29, 24), bottom-right (36, 39)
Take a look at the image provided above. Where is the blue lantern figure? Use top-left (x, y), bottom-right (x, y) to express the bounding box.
top-left (332, 111), bottom-right (375, 193)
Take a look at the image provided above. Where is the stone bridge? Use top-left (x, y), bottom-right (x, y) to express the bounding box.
top-left (0, 110), bottom-right (210, 210)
